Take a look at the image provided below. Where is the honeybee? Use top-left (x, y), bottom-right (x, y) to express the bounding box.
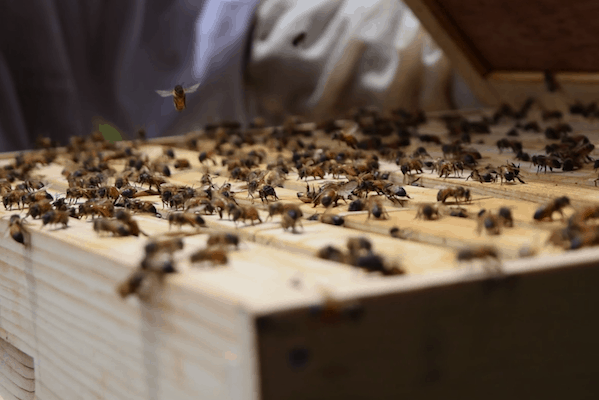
top-left (7, 215), bottom-right (27, 245)
top-left (145, 237), bottom-right (184, 255)
top-left (230, 205), bottom-right (262, 226)
top-left (437, 187), bottom-right (471, 204)
top-left (167, 212), bottom-right (206, 229)
top-left (317, 245), bottom-right (346, 263)
top-left (331, 130), bottom-right (358, 149)
top-left (41, 210), bottom-right (69, 229)
top-left (190, 248), bottom-right (228, 265)
top-left (27, 199), bottom-right (53, 219)
top-left (117, 270), bottom-right (164, 301)
top-left (115, 210), bottom-right (146, 236)
top-left (155, 83), bottom-right (200, 111)
top-left (93, 218), bottom-right (131, 236)
top-left (533, 196), bottom-right (570, 222)
top-left (366, 197), bottom-right (389, 220)
top-left (476, 209), bottom-right (501, 235)
top-left (207, 232), bottom-right (240, 248)
top-left (312, 181), bottom-right (357, 208)
top-left (318, 214), bottom-right (345, 226)
top-left (457, 245), bottom-right (502, 274)
top-left (415, 204), bottom-right (439, 220)
top-left (174, 159), bottom-right (191, 169)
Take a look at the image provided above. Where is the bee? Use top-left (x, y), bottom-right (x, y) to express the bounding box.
top-left (174, 159), bottom-right (191, 169)
top-left (531, 155), bottom-right (561, 173)
top-left (258, 185), bottom-right (279, 203)
top-left (230, 205), bottom-right (262, 226)
top-left (400, 159), bottom-right (423, 180)
top-left (317, 245), bottom-right (346, 263)
top-left (93, 218), bottom-right (131, 236)
top-left (167, 212), bottom-right (206, 229)
top-left (456, 245), bottom-right (501, 273)
top-left (198, 151), bottom-right (217, 165)
top-left (78, 200), bottom-right (115, 219)
top-left (66, 187), bottom-right (95, 203)
top-left (3, 189), bottom-right (27, 210)
top-left (389, 226), bottom-right (411, 239)
top-left (41, 210), bottom-right (69, 229)
top-left (190, 248), bottom-right (228, 266)
top-left (498, 207), bottom-right (514, 227)
top-left (137, 173), bottom-right (166, 191)
top-left (316, 214), bottom-right (344, 226)
top-left (26, 199), bottom-right (53, 219)
top-left (115, 210), bottom-right (146, 236)
top-left (297, 184), bottom-right (317, 203)
top-left (476, 210), bottom-right (501, 236)
top-left (117, 270), bottom-right (165, 301)
top-left (155, 83), bottom-right (200, 111)
top-left (437, 187), bottom-right (471, 204)
top-left (346, 237), bottom-right (372, 257)
top-left (466, 168), bottom-right (496, 183)
top-left (366, 197), bottom-right (389, 220)
top-left (7, 215), bottom-right (27, 245)
top-left (533, 196), bottom-right (570, 222)
top-left (496, 139), bottom-right (522, 153)
top-left (415, 204), bottom-right (439, 220)
top-left (312, 181), bottom-right (357, 208)
top-left (298, 165), bottom-right (325, 181)
top-left (331, 130), bottom-right (358, 149)
top-left (125, 199), bottom-right (158, 215)
top-left (0, 179), bottom-right (11, 196)
top-left (145, 237), bottom-right (185, 255)
top-left (498, 163), bottom-right (525, 184)
top-left (206, 233), bottom-right (240, 248)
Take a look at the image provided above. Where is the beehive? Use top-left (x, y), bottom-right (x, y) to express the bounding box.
top-left (0, 102), bottom-right (598, 400)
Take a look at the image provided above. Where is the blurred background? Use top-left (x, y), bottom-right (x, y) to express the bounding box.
top-left (0, 0), bottom-right (482, 152)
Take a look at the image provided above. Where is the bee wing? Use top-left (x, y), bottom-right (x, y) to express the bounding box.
top-left (155, 89), bottom-right (174, 97)
top-left (183, 83), bottom-right (200, 94)
top-left (337, 180), bottom-right (358, 197)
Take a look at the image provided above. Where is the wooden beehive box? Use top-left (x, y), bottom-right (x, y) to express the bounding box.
top-left (404, 0), bottom-right (599, 110)
top-left (0, 103), bottom-right (599, 400)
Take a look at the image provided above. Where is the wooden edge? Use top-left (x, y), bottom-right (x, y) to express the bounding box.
top-left (489, 71), bottom-right (599, 84)
top-left (403, 0), bottom-right (500, 106)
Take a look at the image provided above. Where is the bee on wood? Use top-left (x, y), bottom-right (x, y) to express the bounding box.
top-left (456, 245), bottom-right (501, 273)
top-left (522, 121), bottom-right (541, 132)
top-left (0, 179), bottom-right (11, 196)
top-left (298, 165), bottom-right (325, 181)
top-left (466, 168), bottom-right (496, 183)
top-left (230, 205), bottom-right (262, 226)
top-left (331, 130), bottom-right (358, 149)
top-left (115, 210), bottom-right (146, 236)
top-left (207, 232), bottom-right (239, 249)
top-left (27, 199), bottom-right (53, 219)
top-left (366, 197), bottom-right (389, 220)
top-left (137, 173), bottom-right (166, 191)
top-left (145, 237), bottom-right (184, 255)
top-left (125, 199), bottom-right (158, 215)
top-left (41, 210), bottom-right (69, 229)
top-left (96, 186), bottom-right (120, 202)
top-left (7, 215), bottom-right (28, 245)
top-left (297, 184), bottom-right (317, 203)
top-left (498, 163), bottom-right (525, 184)
top-left (198, 151), bottom-right (217, 166)
top-left (316, 214), bottom-right (344, 226)
top-left (173, 158), bottom-right (191, 170)
top-left (415, 204), bottom-right (439, 220)
top-left (533, 196), bottom-right (570, 222)
top-left (93, 218), bottom-right (131, 236)
top-left (317, 245), bottom-right (346, 263)
top-left (167, 212), bottom-right (206, 229)
top-left (66, 187), bottom-right (95, 203)
top-left (496, 139), bottom-right (522, 153)
top-left (532, 155), bottom-right (562, 173)
top-left (78, 201), bottom-right (115, 219)
top-left (476, 210), bottom-right (501, 235)
top-left (155, 83), bottom-right (200, 111)
top-left (389, 226), bottom-right (411, 239)
top-left (437, 187), bottom-right (471, 204)
top-left (258, 185), bottom-right (279, 203)
top-left (400, 159), bottom-right (423, 180)
top-left (190, 248), bottom-right (228, 266)
top-left (312, 181), bottom-right (357, 208)
top-left (497, 207), bottom-right (514, 227)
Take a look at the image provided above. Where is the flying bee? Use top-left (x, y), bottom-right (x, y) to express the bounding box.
top-left (7, 215), bottom-right (27, 245)
top-left (190, 248), bottom-right (228, 266)
top-left (533, 196), bottom-right (570, 222)
top-left (415, 204), bottom-right (439, 220)
top-left (437, 187), bottom-right (471, 204)
top-left (41, 210), bottom-right (69, 229)
top-left (167, 212), bottom-right (206, 229)
top-left (155, 83), bottom-right (200, 111)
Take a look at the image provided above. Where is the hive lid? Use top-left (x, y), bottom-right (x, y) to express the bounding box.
top-left (404, 0), bottom-right (599, 108)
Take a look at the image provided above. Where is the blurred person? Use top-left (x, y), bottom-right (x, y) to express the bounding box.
top-left (0, 0), bottom-right (480, 152)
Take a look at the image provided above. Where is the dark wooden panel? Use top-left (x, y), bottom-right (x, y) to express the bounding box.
top-left (257, 263), bottom-right (599, 400)
top-left (436, 0), bottom-right (599, 72)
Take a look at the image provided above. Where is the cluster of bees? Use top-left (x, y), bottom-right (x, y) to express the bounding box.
top-left (4, 79), bottom-right (599, 301)
top-left (317, 237), bottom-right (405, 276)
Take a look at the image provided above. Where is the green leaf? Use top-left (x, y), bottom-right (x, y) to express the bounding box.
top-left (99, 124), bottom-right (123, 143)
